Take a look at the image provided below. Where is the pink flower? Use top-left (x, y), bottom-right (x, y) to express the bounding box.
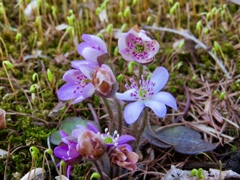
top-left (109, 144), bottom-right (139, 171)
top-left (118, 25), bottom-right (160, 64)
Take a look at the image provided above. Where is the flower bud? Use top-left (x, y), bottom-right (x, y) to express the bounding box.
top-left (76, 130), bottom-right (105, 159)
top-left (92, 64), bottom-right (118, 98)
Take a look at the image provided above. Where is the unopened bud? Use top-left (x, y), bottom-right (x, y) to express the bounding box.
top-left (92, 65), bottom-right (118, 98)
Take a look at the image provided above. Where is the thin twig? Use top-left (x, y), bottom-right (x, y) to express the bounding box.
top-left (142, 25), bottom-right (231, 79)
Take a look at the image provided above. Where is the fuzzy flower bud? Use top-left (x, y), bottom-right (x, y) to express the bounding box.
top-left (76, 130), bottom-right (105, 159)
top-left (92, 64), bottom-right (118, 98)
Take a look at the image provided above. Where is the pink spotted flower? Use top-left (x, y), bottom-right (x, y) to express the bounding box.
top-left (116, 67), bottom-right (177, 124)
top-left (118, 25), bottom-right (160, 64)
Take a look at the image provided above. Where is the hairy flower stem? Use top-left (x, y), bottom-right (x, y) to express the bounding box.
top-left (133, 109), bottom-right (148, 151)
top-left (142, 25), bottom-right (231, 79)
top-left (102, 98), bottom-right (116, 131)
top-left (92, 160), bottom-right (104, 180)
top-left (113, 95), bottom-right (123, 135)
top-left (138, 64), bottom-right (143, 82)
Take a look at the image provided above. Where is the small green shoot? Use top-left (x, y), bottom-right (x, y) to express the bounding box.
top-left (90, 172), bottom-right (101, 180)
top-left (190, 168), bottom-right (205, 179)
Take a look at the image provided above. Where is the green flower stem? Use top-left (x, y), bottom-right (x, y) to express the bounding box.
top-left (133, 109), bottom-right (148, 151)
top-left (142, 25), bottom-right (231, 79)
top-left (113, 95), bottom-right (123, 135)
top-left (102, 98), bottom-right (116, 131)
top-left (2, 62), bottom-right (17, 100)
top-left (138, 64), bottom-right (143, 82)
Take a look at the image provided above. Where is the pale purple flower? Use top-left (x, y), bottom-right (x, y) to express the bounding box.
top-left (118, 25), bottom-right (160, 64)
top-left (77, 34), bottom-right (109, 65)
top-left (57, 68), bottom-right (95, 104)
top-left (57, 62), bottom-right (117, 103)
top-left (116, 67), bottom-right (177, 124)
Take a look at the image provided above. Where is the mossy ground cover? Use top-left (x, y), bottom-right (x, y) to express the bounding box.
top-left (0, 0), bottom-right (240, 179)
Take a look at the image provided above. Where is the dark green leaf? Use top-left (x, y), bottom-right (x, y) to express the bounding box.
top-left (146, 125), bottom-right (215, 155)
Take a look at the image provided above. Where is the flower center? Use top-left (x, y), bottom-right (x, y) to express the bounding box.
top-left (100, 129), bottom-right (119, 146)
top-left (124, 33), bottom-right (156, 60)
top-left (125, 75), bottom-right (155, 101)
top-left (73, 74), bottom-right (90, 94)
top-left (135, 44), bottom-right (145, 53)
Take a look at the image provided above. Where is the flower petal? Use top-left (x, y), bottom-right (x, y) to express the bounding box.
top-left (124, 101), bottom-right (145, 124)
top-left (151, 91), bottom-right (178, 110)
top-left (144, 100), bottom-right (167, 118)
top-left (70, 95), bottom-right (85, 104)
top-left (118, 135), bottom-right (136, 145)
top-left (57, 83), bottom-right (80, 101)
top-left (71, 125), bottom-right (87, 138)
top-left (60, 130), bottom-right (69, 138)
top-left (72, 60), bottom-right (99, 79)
top-left (71, 83), bottom-right (95, 104)
top-left (116, 90), bottom-right (137, 102)
top-left (81, 48), bottom-right (104, 64)
top-left (54, 146), bottom-right (68, 159)
top-left (118, 33), bottom-right (134, 61)
top-left (68, 143), bottom-right (80, 159)
top-left (82, 83), bottom-right (95, 98)
top-left (62, 69), bottom-right (82, 83)
top-left (139, 30), bottom-right (152, 41)
top-left (81, 34), bottom-right (108, 53)
top-left (77, 42), bottom-right (90, 56)
top-left (150, 67), bottom-right (169, 93)
top-left (87, 122), bottom-right (99, 133)
top-left (146, 40), bottom-right (160, 58)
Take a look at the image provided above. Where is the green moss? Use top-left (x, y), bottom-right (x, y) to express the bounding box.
top-left (71, 162), bottom-right (91, 179)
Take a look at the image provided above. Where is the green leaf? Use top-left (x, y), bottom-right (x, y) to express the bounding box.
top-left (145, 125), bottom-right (215, 155)
top-left (49, 117), bottom-right (95, 145)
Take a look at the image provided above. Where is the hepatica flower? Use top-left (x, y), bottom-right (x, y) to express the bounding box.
top-left (77, 34), bottom-right (109, 65)
top-left (57, 68), bottom-right (95, 104)
top-left (116, 67), bottom-right (177, 124)
top-left (54, 130), bottom-right (82, 165)
top-left (57, 63), bottom-right (117, 104)
top-left (57, 33), bottom-right (118, 103)
top-left (118, 25), bottom-right (160, 64)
